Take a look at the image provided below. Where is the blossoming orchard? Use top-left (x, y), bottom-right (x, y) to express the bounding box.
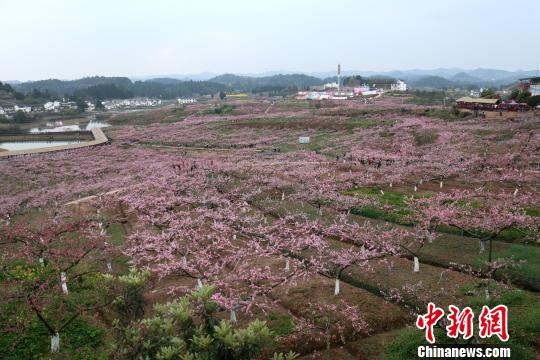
top-left (1, 96), bottom-right (539, 359)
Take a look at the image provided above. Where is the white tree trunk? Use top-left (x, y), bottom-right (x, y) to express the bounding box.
top-left (60, 272), bottom-right (68, 294)
top-left (230, 309), bottom-right (237, 323)
top-left (39, 257), bottom-right (44, 266)
top-left (513, 188), bottom-right (518, 196)
top-left (318, 207), bottom-right (322, 216)
top-left (440, 181), bottom-right (443, 189)
top-left (380, 189), bottom-right (384, 195)
top-left (284, 259), bottom-right (290, 271)
top-left (413, 257), bottom-right (420, 272)
top-left (233, 234), bottom-right (237, 240)
top-left (281, 192), bottom-right (285, 201)
top-left (414, 185), bottom-right (418, 192)
top-left (197, 278), bottom-right (203, 289)
top-left (389, 182), bottom-right (393, 188)
top-left (334, 278), bottom-right (340, 295)
top-left (419, 179), bottom-right (423, 185)
top-left (479, 240), bottom-right (485, 253)
top-left (51, 332), bottom-right (60, 353)
top-left (107, 262), bottom-right (113, 272)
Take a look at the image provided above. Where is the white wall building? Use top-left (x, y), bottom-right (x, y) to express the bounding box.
top-left (86, 101), bottom-right (96, 112)
top-left (469, 89), bottom-right (482, 98)
top-left (178, 98), bottom-right (197, 104)
top-left (102, 98), bottom-right (162, 110)
top-left (324, 82), bottom-right (339, 89)
top-left (44, 101), bottom-right (62, 111)
top-left (391, 80), bottom-right (407, 92)
top-left (530, 84), bottom-right (540, 96)
top-left (14, 105), bottom-right (32, 113)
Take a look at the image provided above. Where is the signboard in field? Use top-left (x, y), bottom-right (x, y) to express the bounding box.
top-left (298, 136), bottom-right (310, 144)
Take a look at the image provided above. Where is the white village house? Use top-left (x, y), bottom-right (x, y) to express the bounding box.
top-left (86, 101), bottom-right (95, 112)
top-left (14, 105), bottom-right (32, 113)
top-left (391, 80), bottom-right (407, 92)
top-left (44, 101), bottom-right (62, 111)
top-left (177, 98), bottom-right (197, 104)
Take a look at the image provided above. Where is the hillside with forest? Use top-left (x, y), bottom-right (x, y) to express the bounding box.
top-left (208, 73), bottom-right (324, 92)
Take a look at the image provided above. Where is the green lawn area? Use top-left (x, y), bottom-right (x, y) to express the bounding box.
top-left (268, 313), bottom-right (295, 337)
top-left (346, 118), bottom-right (395, 131)
top-left (344, 187), bottom-right (533, 243)
top-left (475, 244), bottom-right (540, 290)
top-left (107, 223), bottom-right (125, 246)
top-left (344, 187), bottom-right (418, 225)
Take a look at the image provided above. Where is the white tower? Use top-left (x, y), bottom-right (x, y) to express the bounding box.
top-left (337, 63), bottom-right (341, 94)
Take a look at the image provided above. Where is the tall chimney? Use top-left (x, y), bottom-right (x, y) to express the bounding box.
top-left (337, 63), bottom-right (341, 94)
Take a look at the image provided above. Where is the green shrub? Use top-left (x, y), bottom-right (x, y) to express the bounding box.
top-left (527, 95), bottom-right (540, 108)
top-left (113, 267), bottom-right (150, 326)
top-left (113, 285), bottom-right (296, 360)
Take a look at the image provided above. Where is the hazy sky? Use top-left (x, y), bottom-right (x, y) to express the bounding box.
top-left (2, 0), bottom-right (539, 80)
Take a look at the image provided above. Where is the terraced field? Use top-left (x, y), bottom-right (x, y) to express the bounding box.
top-left (1, 96), bottom-right (539, 359)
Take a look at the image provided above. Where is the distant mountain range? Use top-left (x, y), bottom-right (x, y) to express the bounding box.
top-left (7, 68), bottom-right (538, 84)
top-left (125, 68), bottom-right (537, 90)
top-left (4, 68), bottom-right (538, 100)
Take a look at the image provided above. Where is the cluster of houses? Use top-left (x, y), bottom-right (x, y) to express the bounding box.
top-left (296, 79), bottom-right (407, 101)
top-left (101, 98), bottom-right (162, 110)
top-left (0, 101), bottom-right (77, 116)
top-left (456, 97), bottom-right (531, 112)
top-left (0, 105), bottom-right (33, 115)
top-left (177, 98), bottom-right (197, 104)
top-left (456, 77), bottom-right (540, 113)
top-left (0, 99), bottom-right (88, 116)
top-left (0, 97), bottom-right (164, 118)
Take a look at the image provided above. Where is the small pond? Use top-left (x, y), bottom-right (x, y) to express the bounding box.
top-left (29, 121), bottom-right (110, 133)
top-left (0, 140), bottom-right (82, 151)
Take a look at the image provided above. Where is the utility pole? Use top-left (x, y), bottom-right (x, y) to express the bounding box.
top-left (443, 91), bottom-right (447, 108)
